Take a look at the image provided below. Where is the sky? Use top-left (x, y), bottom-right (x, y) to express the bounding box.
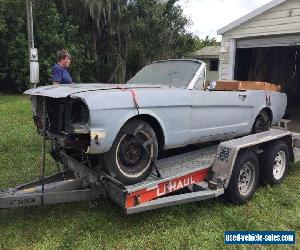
top-left (178, 0), bottom-right (273, 40)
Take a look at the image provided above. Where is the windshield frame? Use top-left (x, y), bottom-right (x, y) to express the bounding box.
top-left (187, 62), bottom-right (207, 90)
top-left (127, 59), bottom-right (205, 89)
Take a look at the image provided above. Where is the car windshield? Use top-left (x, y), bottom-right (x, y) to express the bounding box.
top-left (127, 60), bottom-right (201, 87)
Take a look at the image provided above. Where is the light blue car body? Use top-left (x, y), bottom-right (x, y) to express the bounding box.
top-left (25, 60), bottom-right (287, 155)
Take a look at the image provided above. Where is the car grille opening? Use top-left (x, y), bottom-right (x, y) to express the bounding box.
top-left (43, 97), bottom-right (89, 135)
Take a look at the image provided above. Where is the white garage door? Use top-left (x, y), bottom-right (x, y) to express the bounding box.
top-left (237, 34), bottom-right (300, 48)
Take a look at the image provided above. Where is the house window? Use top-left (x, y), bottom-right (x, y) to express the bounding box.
top-left (210, 59), bottom-right (219, 71)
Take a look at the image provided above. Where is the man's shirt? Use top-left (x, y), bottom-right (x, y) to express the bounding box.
top-left (51, 64), bottom-right (72, 84)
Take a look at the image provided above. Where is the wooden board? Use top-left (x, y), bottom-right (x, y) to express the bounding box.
top-left (205, 80), bottom-right (281, 92)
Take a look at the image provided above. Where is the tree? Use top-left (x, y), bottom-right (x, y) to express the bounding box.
top-left (125, 0), bottom-right (196, 79)
top-left (0, 0), bottom-right (197, 92)
top-left (194, 35), bottom-right (219, 51)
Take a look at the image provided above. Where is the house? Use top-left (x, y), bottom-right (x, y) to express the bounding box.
top-left (218, 0), bottom-right (300, 131)
top-left (192, 45), bottom-right (220, 81)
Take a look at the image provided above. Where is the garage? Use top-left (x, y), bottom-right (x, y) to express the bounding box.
top-left (218, 0), bottom-right (300, 131)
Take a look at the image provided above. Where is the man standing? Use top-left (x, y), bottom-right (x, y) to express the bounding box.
top-left (52, 50), bottom-right (72, 85)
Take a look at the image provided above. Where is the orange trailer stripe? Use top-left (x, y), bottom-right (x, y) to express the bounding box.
top-left (125, 168), bottom-right (209, 208)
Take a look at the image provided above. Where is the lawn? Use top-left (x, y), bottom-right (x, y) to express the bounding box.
top-left (0, 94), bottom-right (299, 250)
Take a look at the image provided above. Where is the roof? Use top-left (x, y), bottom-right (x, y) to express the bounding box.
top-left (193, 46), bottom-right (221, 58)
top-left (217, 0), bottom-right (287, 35)
top-left (151, 58), bottom-right (203, 64)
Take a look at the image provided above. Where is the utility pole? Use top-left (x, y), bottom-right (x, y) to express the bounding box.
top-left (26, 0), bottom-right (39, 88)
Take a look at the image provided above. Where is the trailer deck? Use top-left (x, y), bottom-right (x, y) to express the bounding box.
top-left (126, 145), bottom-right (217, 192)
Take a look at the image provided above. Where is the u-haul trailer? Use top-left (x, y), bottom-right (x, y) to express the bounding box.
top-left (1, 128), bottom-right (300, 214)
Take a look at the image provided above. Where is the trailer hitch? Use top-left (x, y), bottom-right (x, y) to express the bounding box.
top-left (0, 173), bottom-right (97, 209)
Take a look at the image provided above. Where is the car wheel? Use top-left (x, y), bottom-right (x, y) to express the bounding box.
top-left (252, 110), bottom-right (271, 134)
top-left (260, 140), bottom-right (289, 186)
top-left (223, 150), bottom-right (259, 204)
top-left (103, 119), bottom-right (158, 185)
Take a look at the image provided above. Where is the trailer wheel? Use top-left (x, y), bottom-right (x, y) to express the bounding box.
top-left (261, 140), bottom-right (289, 185)
top-left (103, 119), bottom-right (158, 185)
top-left (224, 150), bottom-right (259, 204)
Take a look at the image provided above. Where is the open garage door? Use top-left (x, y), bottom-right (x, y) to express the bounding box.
top-left (237, 34), bottom-right (300, 48)
top-left (234, 35), bottom-right (300, 132)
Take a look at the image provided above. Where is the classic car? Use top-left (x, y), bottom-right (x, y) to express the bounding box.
top-left (24, 59), bottom-right (287, 184)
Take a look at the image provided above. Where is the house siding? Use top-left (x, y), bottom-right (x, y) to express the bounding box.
top-left (219, 0), bottom-right (300, 80)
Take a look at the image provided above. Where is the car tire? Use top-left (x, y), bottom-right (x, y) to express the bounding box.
top-left (260, 140), bottom-right (289, 186)
top-left (252, 110), bottom-right (271, 134)
top-left (223, 150), bottom-right (259, 204)
top-left (102, 119), bottom-right (158, 185)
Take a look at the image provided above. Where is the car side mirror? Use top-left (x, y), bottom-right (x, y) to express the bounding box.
top-left (207, 81), bottom-right (217, 90)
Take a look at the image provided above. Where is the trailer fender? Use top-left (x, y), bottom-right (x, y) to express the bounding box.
top-left (210, 129), bottom-right (292, 189)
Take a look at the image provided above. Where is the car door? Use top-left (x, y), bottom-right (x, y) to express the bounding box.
top-left (189, 77), bottom-right (254, 144)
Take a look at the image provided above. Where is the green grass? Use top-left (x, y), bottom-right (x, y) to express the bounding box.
top-left (0, 94), bottom-right (299, 250)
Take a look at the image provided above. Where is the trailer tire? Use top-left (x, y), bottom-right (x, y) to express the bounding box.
top-left (103, 119), bottom-right (158, 185)
top-left (224, 150), bottom-right (259, 204)
top-left (260, 140), bottom-right (289, 186)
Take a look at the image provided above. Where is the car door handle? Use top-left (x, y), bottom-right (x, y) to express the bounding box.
top-left (239, 94), bottom-right (247, 101)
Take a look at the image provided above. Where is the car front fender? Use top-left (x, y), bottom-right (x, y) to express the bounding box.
top-left (87, 108), bottom-right (168, 155)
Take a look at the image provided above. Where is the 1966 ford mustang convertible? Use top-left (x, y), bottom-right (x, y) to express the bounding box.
top-left (25, 59), bottom-right (287, 184)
